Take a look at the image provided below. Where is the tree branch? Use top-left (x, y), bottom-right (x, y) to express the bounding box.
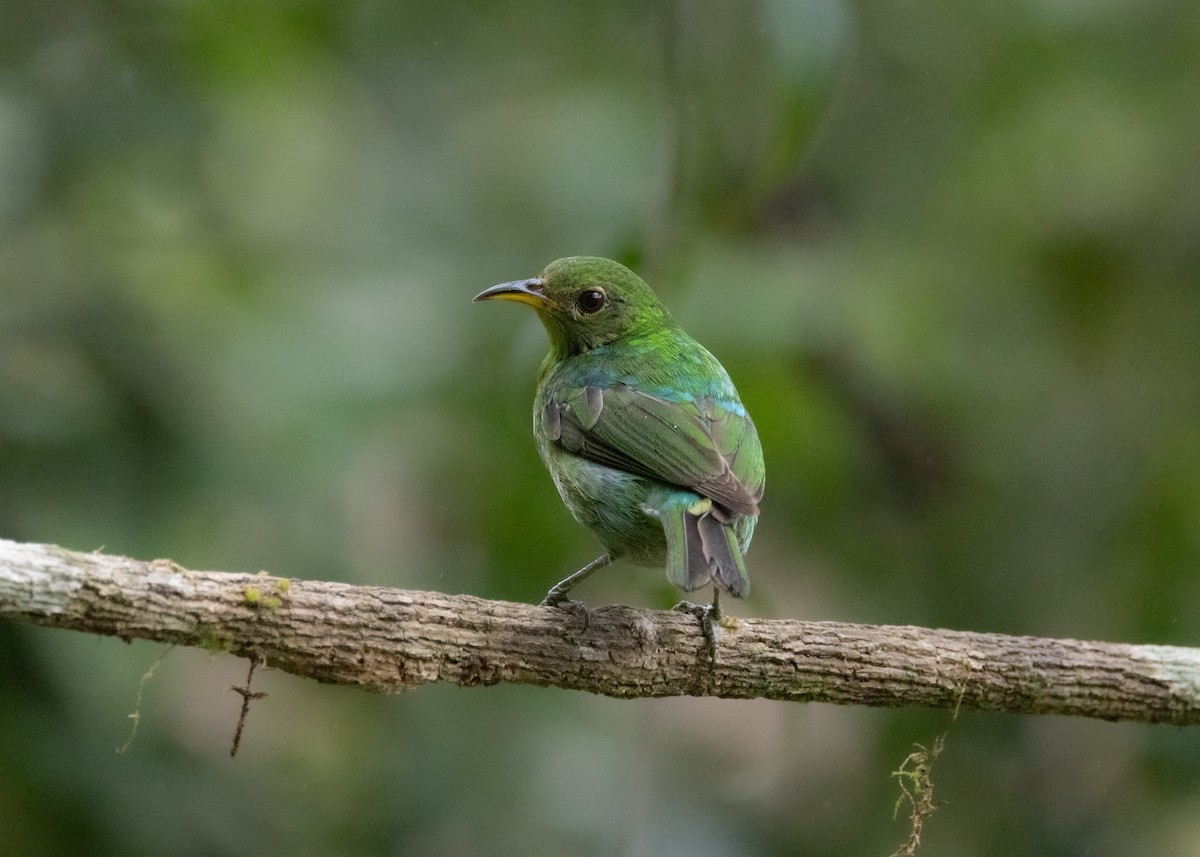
top-left (1, 538), bottom-right (1197, 725)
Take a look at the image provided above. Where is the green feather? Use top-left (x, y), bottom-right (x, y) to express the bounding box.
top-left (477, 256), bottom-right (765, 601)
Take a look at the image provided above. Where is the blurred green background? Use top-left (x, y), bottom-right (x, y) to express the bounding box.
top-left (3, 1), bottom-right (1199, 855)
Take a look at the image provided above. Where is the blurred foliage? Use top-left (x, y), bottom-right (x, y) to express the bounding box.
top-left (2, 1), bottom-right (1200, 855)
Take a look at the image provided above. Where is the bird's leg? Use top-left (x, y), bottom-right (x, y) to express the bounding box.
top-left (541, 554), bottom-right (612, 608)
top-left (672, 587), bottom-right (721, 664)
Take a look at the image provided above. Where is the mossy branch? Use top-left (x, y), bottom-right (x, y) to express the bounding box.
top-left (1, 538), bottom-right (1198, 724)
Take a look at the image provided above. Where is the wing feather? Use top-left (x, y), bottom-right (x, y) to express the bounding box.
top-left (545, 383), bottom-right (762, 517)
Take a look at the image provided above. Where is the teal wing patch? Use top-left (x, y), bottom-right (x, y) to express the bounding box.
top-left (546, 384), bottom-right (763, 518)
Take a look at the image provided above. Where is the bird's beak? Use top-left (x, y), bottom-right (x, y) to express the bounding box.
top-left (473, 277), bottom-right (548, 308)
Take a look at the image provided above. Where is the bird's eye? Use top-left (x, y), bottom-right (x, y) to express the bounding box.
top-left (576, 288), bottom-right (606, 314)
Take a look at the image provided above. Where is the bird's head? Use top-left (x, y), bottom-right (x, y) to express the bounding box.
top-left (474, 256), bottom-right (673, 356)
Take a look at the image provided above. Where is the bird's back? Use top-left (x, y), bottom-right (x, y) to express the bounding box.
top-left (537, 326), bottom-right (765, 517)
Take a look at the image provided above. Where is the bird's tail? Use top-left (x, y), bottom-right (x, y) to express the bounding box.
top-left (652, 493), bottom-right (750, 598)
top-left (696, 511), bottom-right (750, 598)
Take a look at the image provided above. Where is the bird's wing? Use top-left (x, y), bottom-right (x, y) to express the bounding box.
top-left (541, 383), bottom-right (763, 518)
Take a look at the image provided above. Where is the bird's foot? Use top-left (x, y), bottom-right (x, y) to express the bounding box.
top-left (540, 591), bottom-right (592, 631)
top-left (672, 600), bottom-right (719, 664)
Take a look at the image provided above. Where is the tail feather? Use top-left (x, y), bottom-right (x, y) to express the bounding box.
top-left (696, 512), bottom-right (750, 598)
top-left (660, 506), bottom-right (711, 592)
top-left (648, 490), bottom-right (751, 598)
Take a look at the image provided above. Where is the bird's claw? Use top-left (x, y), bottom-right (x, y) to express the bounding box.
top-left (672, 600), bottom-right (719, 664)
top-left (541, 593), bottom-right (592, 631)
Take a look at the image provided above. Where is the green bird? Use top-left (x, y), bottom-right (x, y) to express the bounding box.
top-left (475, 256), bottom-right (764, 622)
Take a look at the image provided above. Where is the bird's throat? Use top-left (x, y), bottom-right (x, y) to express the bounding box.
top-left (536, 309), bottom-right (583, 363)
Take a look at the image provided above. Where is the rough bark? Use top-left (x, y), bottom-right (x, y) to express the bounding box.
top-left (1, 538), bottom-right (1197, 725)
